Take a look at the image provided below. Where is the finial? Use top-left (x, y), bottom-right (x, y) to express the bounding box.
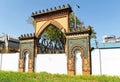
top-left (39, 10), bottom-right (41, 13)
top-left (54, 7), bottom-right (57, 11)
top-left (50, 8), bottom-right (52, 12)
top-left (21, 35), bottom-right (23, 38)
top-left (58, 5), bottom-right (61, 9)
top-left (30, 33), bottom-right (32, 37)
top-left (27, 34), bottom-right (29, 37)
top-left (32, 12), bottom-right (34, 15)
top-left (42, 10), bottom-right (45, 13)
top-left (24, 34), bottom-right (26, 37)
top-left (35, 11), bottom-right (37, 14)
top-left (67, 4), bottom-right (70, 8)
top-left (87, 25), bottom-right (92, 30)
top-left (46, 9), bottom-right (49, 12)
top-left (62, 5), bottom-right (65, 8)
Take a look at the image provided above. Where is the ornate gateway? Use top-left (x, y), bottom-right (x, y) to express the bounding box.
top-left (66, 27), bottom-right (92, 75)
top-left (19, 4), bottom-right (92, 75)
top-left (19, 33), bottom-right (38, 72)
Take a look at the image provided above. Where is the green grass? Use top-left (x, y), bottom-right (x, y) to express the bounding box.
top-left (0, 71), bottom-right (120, 82)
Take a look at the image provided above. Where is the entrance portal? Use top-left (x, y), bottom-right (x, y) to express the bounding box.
top-left (24, 51), bottom-right (29, 72)
top-left (37, 25), bottom-right (65, 54)
top-left (75, 50), bottom-right (82, 75)
top-left (19, 4), bottom-right (92, 75)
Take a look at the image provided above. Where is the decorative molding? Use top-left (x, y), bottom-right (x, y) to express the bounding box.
top-left (19, 33), bottom-right (36, 40)
top-left (36, 20), bottom-right (65, 38)
top-left (32, 4), bottom-right (72, 18)
top-left (66, 27), bottom-right (92, 36)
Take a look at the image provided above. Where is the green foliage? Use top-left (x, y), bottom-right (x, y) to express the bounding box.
top-left (87, 25), bottom-right (97, 39)
top-left (43, 25), bottom-right (65, 43)
top-left (27, 17), bottom-right (34, 26)
top-left (42, 25), bottom-right (65, 48)
top-left (69, 12), bottom-right (83, 28)
top-left (0, 71), bottom-right (120, 82)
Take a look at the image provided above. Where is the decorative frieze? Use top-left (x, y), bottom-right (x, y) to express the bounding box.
top-left (32, 4), bottom-right (71, 17)
top-left (66, 26), bottom-right (92, 36)
top-left (19, 33), bottom-right (36, 40)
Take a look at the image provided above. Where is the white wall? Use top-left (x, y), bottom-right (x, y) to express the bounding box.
top-left (0, 53), bottom-right (19, 72)
top-left (35, 54), bottom-right (67, 74)
top-left (75, 50), bottom-right (82, 75)
top-left (1, 48), bottom-right (120, 76)
top-left (91, 49), bottom-right (101, 75)
top-left (92, 48), bottom-right (120, 76)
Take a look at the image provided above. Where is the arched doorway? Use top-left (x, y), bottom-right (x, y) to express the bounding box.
top-left (74, 50), bottom-right (82, 75)
top-left (70, 46), bottom-right (84, 75)
top-left (24, 51), bottom-right (29, 72)
top-left (37, 24), bottom-right (66, 54)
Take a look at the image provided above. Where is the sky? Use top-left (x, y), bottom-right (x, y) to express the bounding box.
top-left (0, 0), bottom-right (120, 42)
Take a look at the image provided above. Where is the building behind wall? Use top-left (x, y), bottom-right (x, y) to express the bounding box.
top-left (102, 35), bottom-right (120, 43)
top-left (0, 34), bottom-right (19, 53)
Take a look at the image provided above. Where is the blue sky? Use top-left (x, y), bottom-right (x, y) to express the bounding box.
top-left (0, 0), bottom-right (120, 42)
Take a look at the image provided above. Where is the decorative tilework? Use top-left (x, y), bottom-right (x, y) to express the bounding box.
top-left (68, 38), bottom-right (89, 58)
top-left (20, 42), bottom-right (34, 59)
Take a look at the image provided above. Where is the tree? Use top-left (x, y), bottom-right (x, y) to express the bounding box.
top-left (87, 25), bottom-right (96, 39)
top-left (69, 12), bottom-right (83, 29)
top-left (27, 17), bottom-right (34, 26)
top-left (42, 25), bottom-right (65, 49)
top-left (69, 13), bottom-right (96, 39)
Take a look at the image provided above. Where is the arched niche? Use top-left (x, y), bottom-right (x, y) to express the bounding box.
top-left (74, 49), bottom-right (82, 75)
top-left (69, 46), bottom-right (84, 75)
top-left (23, 50), bottom-right (30, 72)
top-left (37, 20), bottom-right (66, 38)
top-left (37, 23), bottom-right (66, 54)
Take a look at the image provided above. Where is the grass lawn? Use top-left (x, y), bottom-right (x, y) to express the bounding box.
top-left (0, 71), bottom-right (120, 82)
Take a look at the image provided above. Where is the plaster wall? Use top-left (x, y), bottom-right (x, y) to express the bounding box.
top-left (35, 54), bottom-right (67, 74)
top-left (91, 48), bottom-right (120, 76)
top-left (36, 21), bottom-right (46, 34)
top-left (0, 53), bottom-right (19, 72)
top-left (35, 16), bottom-right (68, 37)
top-left (54, 17), bottom-right (68, 31)
top-left (0, 48), bottom-right (120, 76)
